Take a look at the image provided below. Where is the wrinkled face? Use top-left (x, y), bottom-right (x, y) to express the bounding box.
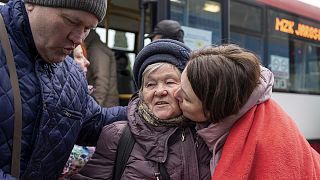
top-left (174, 70), bottom-right (208, 122)
top-left (73, 45), bottom-right (90, 74)
top-left (26, 4), bottom-right (98, 63)
top-left (142, 64), bottom-right (182, 120)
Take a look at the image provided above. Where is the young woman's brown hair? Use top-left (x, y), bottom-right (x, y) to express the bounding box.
top-left (176, 44), bottom-right (320, 178)
top-left (186, 44), bottom-right (261, 123)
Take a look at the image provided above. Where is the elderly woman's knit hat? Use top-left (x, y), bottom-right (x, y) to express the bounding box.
top-left (24, 0), bottom-right (106, 22)
top-left (133, 39), bottom-right (191, 89)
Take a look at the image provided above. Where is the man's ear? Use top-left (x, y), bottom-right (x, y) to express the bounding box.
top-left (25, 3), bottom-right (35, 14)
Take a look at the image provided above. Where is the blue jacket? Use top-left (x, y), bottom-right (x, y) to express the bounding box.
top-left (0, 0), bottom-right (127, 179)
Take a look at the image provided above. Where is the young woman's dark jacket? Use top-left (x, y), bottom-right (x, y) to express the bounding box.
top-left (0, 0), bottom-right (126, 179)
top-left (72, 95), bottom-right (212, 180)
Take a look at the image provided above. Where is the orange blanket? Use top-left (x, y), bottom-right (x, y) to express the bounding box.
top-left (213, 99), bottom-right (320, 179)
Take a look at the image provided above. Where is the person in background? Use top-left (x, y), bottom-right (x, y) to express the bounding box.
top-left (115, 51), bottom-right (135, 106)
top-left (174, 44), bottom-right (320, 179)
top-left (71, 39), bottom-right (211, 180)
top-left (73, 43), bottom-right (90, 75)
top-left (85, 30), bottom-right (119, 107)
top-left (147, 19), bottom-right (184, 43)
top-left (0, 0), bottom-right (126, 179)
top-left (72, 43), bottom-right (94, 94)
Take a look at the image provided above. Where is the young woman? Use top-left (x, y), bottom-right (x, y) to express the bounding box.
top-left (174, 44), bottom-right (320, 179)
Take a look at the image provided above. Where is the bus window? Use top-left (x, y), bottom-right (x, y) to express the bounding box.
top-left (107, 29), bottom-right (135, 52)
top-left (295, 41), bottom-right (320, 93)
top-left (95, 27), bottom-right (107, 43)
top-left (230, 32), bottom-right (264, 62)
top-left (306, 44), bottom-right (320, 93)
top-left (230, 1), bottom-right (262, 33)
top-left (106, 29), bottom-right (137, 104)
top-left (170, 0), bottom-right (221, 48)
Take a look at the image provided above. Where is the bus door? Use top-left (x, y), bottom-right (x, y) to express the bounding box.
top-left (102, 0), bottom-right (156, 105)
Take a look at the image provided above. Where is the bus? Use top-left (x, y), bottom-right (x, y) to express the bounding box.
top-left (104, 0), bottom-right (320, 149)
top-left (1, 0), bottom-right (319, 151)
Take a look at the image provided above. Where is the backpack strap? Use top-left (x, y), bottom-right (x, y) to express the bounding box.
top-left (159, 163), bottom-right (170, 180)
top-left (0, 13), bottom-right (22, 178)
top-left (113, 125), bottom-right (135, 180)
top-left (154, 162), bottom-right (170, 180)
top-left (113, 125), bottom-right (171, 180)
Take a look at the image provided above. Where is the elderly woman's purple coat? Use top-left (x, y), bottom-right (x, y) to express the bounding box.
top-left (72, 96), bottom-right (212, 180)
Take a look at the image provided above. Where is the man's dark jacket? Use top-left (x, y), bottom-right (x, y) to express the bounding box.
top-left (0, 0), bottom-right (126, 179)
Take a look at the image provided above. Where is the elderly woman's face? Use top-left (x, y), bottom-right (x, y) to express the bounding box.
top-left (142, 64), bottom-right (182, 119)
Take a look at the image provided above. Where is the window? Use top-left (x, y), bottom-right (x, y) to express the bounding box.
top-left (107, 29), bottom-right (136, 69)
top-left (292, 40), bottom-right (320, 93)
top-left (230, 1), bottom-right (262, 32)
top-left (267, 9), bottom-right (320, 94)
top-left (230, 32), bottom-right (264, 61)
top-left (107, 29), bottom-right (135, 52)
top-left (170, 0), bottom-right (221, 48)
top-left (268, 37), bottom-right (320, 93)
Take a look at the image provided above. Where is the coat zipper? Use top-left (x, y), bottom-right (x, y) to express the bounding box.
top-left (181, 128), bottom-right (185, 142)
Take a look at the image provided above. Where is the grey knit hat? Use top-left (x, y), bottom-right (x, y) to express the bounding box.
top-left (133, 39), bottom-right (190, 89)
top-left (24, 0), bottom-right (106, 22)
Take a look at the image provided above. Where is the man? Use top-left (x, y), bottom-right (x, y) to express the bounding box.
top-left (147, 19), bottom-right (184, 42)
top-left (85, 30), bottom-right (119, 107)
top-left (0, 0), bottom-right (126, 179)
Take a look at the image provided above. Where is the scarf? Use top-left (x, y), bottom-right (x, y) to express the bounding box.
top-left (138, 101), bottom-right (189, 127)
top-left (213, 99), bottom-right (320, 179)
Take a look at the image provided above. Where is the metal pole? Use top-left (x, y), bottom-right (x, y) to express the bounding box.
top-left (138, 0), bottom-right (147, 51)
top-left (157, 0), bottom-right (169, 21)
top-left (138, 0), bottom-right (158, 51)
top-left (221, 0), bottom-right (230, 44)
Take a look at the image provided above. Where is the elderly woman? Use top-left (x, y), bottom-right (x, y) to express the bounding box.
top-left (72, 39), bottom-right (211, 180)
top-left (174, 44), bottom-right (320, 179)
